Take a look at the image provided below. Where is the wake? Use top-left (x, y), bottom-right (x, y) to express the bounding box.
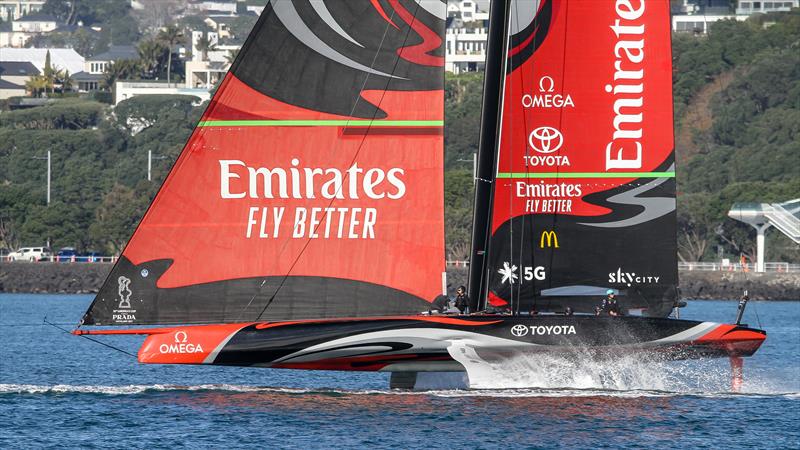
top-left (444, 349), bottom-right (797, 396)
top-left (1, 382), bottom-right (797, 399)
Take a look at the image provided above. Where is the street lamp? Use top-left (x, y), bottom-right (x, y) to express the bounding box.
top-left (32, 150), bottom-right (51, 205)
top-left (148, 150), bottom-right (168, 181)
top-left (456, 153), bottom-right (477, 184)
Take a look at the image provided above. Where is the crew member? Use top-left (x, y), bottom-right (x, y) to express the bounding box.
top-left (454, 286), bottom-right (470, 314)
top-left (600, 289), bottom-right (622, 316)
top-left (431, 294), bottom-right (449, 314)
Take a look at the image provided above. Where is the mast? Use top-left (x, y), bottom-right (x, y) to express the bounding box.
top-left (468, 0), bottom-right (511, 312)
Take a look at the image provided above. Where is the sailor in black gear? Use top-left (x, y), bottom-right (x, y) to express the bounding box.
top-left (431, 294), bottom-right (449, 314)
top-left (454, 285), bottom-right (470, 314)
top-left (601, 290), bottom-right (622, 316)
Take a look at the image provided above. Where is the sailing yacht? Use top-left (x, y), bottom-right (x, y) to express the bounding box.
top-left (75, 0), bottom-right (765, 389)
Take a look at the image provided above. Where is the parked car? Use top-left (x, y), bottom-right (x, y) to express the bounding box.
top-left (56, 247), bottom-right (78, 262)
top-left (7, 246), bottom-right (52, 262)
top-left (0, 248), bottom-right (9, 262)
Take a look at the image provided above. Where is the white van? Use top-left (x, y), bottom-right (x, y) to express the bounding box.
top-left (7, 247), bottom-right (52, 262)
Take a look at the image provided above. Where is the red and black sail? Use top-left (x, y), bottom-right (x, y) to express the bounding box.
top-left (476, 0), bottom-right (678, 316)
top-left (82, 0), bottom-right (446, 326)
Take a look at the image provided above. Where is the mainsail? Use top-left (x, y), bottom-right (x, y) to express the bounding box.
top-left (472, 0), bottom-right (678, 316)
top-left (82, 1), bottom-right (446, 326)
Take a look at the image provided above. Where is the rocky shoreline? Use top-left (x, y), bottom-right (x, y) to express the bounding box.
top-left (1, 263), bottom-right (799, 300)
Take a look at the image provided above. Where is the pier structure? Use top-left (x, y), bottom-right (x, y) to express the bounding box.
top-left (728, 199), bottom-right (800, 272)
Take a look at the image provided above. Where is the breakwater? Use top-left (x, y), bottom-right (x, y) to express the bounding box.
top-left (1, 263), bottom-right (799, 300)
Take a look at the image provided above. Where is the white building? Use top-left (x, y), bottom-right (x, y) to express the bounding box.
top-left (0, 60), bottom-right (38, 99)
top-left (447, 0), bottom-right (489, 22)
top-left (114, 80), bottom-right (211, 105)
top-left (0, 12), bottom-right (59, 47)
top-left (445, 26), bottom-right (488, 73)
top-left (188, 0), bottom-right (238, 14)
top-left (673, 0), bottom-right (799, 34)
top-left (444, 0), bottom-right (489, 73)
top-left (184, 30), bottom-right (240, 89)
top-left (672, 14), bottom-right (747, 33)
top-left (70, 46), bottom-right (138, 92)
top-left (0, 77), bottom-right (25, 99)
top-left (10, 12), bottom-right (56, 32)
top-left (737, 0), bottom-right (799, 15)
top-left (0, 0), bottom-right (44, 21)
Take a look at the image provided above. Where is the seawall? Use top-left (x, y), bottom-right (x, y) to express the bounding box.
top-left (1, 263), bottom-right (799, 300)
top-left (0, 262), bottom-right (111, 294)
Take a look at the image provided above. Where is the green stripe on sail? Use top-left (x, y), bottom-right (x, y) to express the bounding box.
top-left (197, 120), bottom-right (444, 127)
top-left (496, 172), bottom-right (676, 179)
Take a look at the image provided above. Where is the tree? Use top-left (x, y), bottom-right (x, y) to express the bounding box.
top-left (157, 24), bottom-right (183, 84)
top-left (43, 0), bottom-right (131, 26)
top-left (89, 184), bottom-right (150, 254)
top-left (137, 38), bottom-right (168, 79)
top-left (25, 75), bottom-right (51, 98)
top-left (43, 50), bottom-right (55, 94)
top-left (195, 35), bottom-right (216, 61)
top-left (102, 59), bottom-right (141, 89)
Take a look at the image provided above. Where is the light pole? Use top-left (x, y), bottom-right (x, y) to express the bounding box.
top-left (32, 150), bottom-right (51, 205)
top-left (148, 150), bottom-right (168, 181)
top-left (456, 153), bottom-right (477, 184)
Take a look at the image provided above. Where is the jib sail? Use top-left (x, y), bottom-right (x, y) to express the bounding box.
top-left (475, 0), bottom-right (678, 316)
top-left (82, 1), bottom-right (445, 326)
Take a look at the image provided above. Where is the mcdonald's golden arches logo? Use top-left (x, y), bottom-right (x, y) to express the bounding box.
top-left (540, 230), bottom-right (559, 248)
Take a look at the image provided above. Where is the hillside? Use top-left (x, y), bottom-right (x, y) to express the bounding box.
top-left (0, 12), bottom-right (798, 263)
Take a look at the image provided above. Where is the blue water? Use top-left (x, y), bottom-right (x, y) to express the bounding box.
top-left (0, 294), bottom-right (798, 449)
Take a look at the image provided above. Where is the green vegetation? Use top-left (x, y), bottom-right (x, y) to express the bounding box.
top-left (33, 0), bottom-right (140, 55)
top-left (0, 12), bottom-right (797, 263)
top-left (674, 14), bottom-right (800, 263)
top-left (0, 95), bottom-right (200, 253)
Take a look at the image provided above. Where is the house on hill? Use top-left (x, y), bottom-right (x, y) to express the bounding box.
top-left (0, 12), bottom-right (59, 47)
top-left (0, 77), bottom-right (26, 99)
top-left (71, 46), bottom-right (138, 92)
top-left (0, 60), bottom-right (38, 99)
top-left (0, 0), bottom-right (45, 21)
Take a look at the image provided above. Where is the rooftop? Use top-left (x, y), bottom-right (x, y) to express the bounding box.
top-left (70, 71), bottom-right (104, 82)
top-left (0, 48), bottom-right (85, 74)
top-left (0, 79), bottom-right (25, 90)
top-left (89, 45), bottom-right (138, 62)
top-left (0, 61), bottom-right (40, 77)
top-left (14, 13), bottom-right (58, 23)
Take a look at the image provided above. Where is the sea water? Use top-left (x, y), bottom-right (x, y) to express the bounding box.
top-left (0, 294), bottom-right (797, 449)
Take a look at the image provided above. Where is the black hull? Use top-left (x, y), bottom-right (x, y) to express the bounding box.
top-left (81, 315), bottom-right (766, 373)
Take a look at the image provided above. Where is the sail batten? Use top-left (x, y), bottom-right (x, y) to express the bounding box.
top-left (82, 1), bottom-right (445, 326)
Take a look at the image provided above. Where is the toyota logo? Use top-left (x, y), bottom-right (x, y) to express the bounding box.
top-left (528, 126), bottom-right (564, 154)
top-left (510, 324), bottom-right (529, 337)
